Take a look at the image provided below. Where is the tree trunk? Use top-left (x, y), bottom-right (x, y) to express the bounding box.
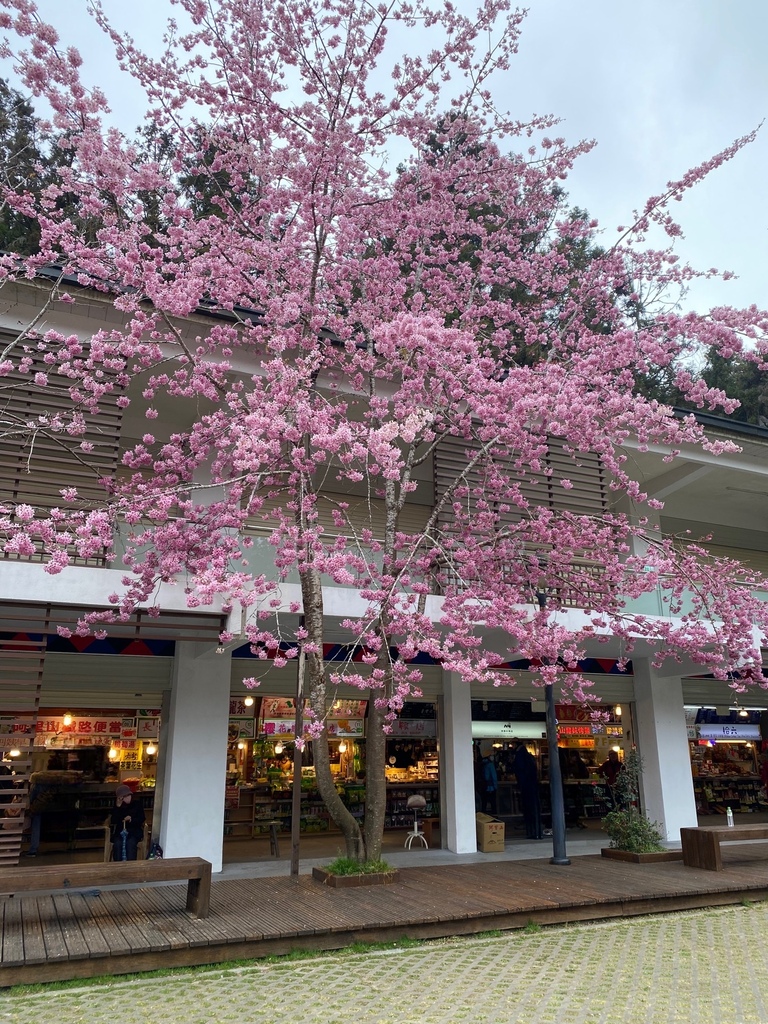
top-left (363, 696), bottom-right (387, 862)
top-left (301, 561), bottom-right (365, 859)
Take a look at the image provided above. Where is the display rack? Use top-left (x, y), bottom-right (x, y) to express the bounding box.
top-left (385, 783), bottom-right (439, 829)
top-left (223, 784), bottom-right (365, 838)
top-left (224, 781), bottom-right (444, 838)
top-left (693, 776), bottom-right (768, 815)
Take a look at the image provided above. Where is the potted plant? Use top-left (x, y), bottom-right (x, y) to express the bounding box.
top-left (312, 855), bottom-right (400, 888)
top-left (601, 749), bottom-right (682, 863)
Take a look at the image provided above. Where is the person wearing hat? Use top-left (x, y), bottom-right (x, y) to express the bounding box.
top-left (110, 784), bottom-right (146, 861)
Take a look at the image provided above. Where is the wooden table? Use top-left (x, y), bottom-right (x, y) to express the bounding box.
top-left (680, 824), bottom-right (768, 871)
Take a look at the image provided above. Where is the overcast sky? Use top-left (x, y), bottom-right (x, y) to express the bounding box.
top-left (16, 1), bottom-right (768, 314)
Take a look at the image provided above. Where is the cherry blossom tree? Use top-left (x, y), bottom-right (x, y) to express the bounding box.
top-left (0, 0), bottom-right (767, 860)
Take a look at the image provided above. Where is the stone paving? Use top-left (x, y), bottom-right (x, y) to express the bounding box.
top-left (4, 902), bottom-right (768, 1024)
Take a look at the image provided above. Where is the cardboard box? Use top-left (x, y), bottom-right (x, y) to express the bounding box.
top-left (476, 812), bottom-right (505, 852)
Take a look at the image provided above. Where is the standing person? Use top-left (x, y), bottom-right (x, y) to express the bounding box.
top-left (473, 745), bottom-right (484, 811)
top-left (480, 748), bottom-right (498, 815)
top-left (110, 784), bottom-right (146, 861)
top-left (513, 741), bottom-right (542, 840)
top-left (598, 750), bottom-right (623, 809)
top-left (569, 751), bottom-right (590, 779)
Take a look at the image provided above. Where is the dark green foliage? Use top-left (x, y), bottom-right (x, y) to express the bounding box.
top-left (0, 80), bottom-right (47, 255)
top-left (601, 749), bottom-right (665, 854)
top-left (701, 348), bottom-right (768, 427)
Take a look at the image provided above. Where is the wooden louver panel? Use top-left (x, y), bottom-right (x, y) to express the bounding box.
top-left (433, 434), bottom-right (608, 529)
top-left (433, 434), bottom-right (609, 605)
top-left (0, 349), bottom-right (124, 566)
top-left (246, 490), bottom-right (432, 540)
top-left (701, 544), bottom-right (768, 581)
top-left (0, 631), bottom-right (45, 866)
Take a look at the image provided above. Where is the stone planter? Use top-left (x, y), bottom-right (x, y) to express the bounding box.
top-left (601, 847), bottom-right (683, 864)
top-left (312, 866), bottom-right (400, 888)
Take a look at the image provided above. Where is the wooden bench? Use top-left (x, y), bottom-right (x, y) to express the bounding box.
top-left (0, 856), bottom-right (212, 918)
top-left (680, 824), bottom-right (768, 871)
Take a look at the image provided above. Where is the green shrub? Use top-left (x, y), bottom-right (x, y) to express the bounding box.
top-left (322, 856), bottom-right (395, 876)
top-left (601, 748), bottom-right (665, 853)
top-left (602, 808), bottom-right (665, 853)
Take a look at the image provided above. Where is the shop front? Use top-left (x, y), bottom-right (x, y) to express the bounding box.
top-left (5, 708), bottom-right (159, 855)
top-left (686, 707), bottom-right (768, 819)
top-left (220, 697), bottom-right (440, 848)
top-left (470, 700), bottom-right (628, 830)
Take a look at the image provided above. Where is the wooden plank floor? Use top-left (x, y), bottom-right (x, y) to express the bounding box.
top-left (3, 843), bottom-right (768, 986)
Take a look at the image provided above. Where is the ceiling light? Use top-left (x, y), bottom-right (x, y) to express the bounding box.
top-left (243, 695), bottom-right (254, 707)
top-left (62, 712), bottom-right (73, 726)
top-left (145, 742), bottom-right (157, 756)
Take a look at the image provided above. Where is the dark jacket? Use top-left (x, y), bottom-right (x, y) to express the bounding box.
top-left (513, 745), bottom-right (538, 792)
top-left (110, 796), bottom-right (146, 839)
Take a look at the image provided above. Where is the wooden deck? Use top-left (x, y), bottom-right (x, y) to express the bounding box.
top-left (4, 843), bottom-right (768, 986)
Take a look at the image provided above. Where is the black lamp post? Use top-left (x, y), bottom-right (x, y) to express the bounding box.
top-left (537, 590), bottom-right (570, 866)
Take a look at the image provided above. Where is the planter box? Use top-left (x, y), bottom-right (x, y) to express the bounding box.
top-left (601, 847), bottom-right (683, 864)
top-left (312, 866), bottom-right (400, 888)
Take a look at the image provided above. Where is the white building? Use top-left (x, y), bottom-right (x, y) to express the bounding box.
top-left (1, 276), bottom-right (766, 870)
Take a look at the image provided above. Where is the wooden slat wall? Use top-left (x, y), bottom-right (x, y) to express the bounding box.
top-left (246, 490), bottom-right (432, 539)
top-left (701, 544), bottom-right (768, 580)
top-left (433, 434), bottom-right (608, 528)
top-left (0, 351), bottom-right (123, 567)
top-left (433, 435), bottom-right (609, 606)
top-left (0, 602), bottom-right (226, 645)
top-left (0, 629), bottom-right (46, 865)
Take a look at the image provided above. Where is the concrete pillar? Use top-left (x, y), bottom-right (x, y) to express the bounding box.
top-left (159, 641), bottom-right (230, 870)
top-left (439, 672), bottom-right (477, 853)
top-left (632, 657), bottom-right (698, 842)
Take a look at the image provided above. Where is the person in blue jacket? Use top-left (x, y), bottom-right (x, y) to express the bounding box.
top-left (480, 749), bottom-right (498, 815)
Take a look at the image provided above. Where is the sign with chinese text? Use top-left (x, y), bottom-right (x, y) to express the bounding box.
top-left (698, 724), bottom-right (760, 740)
top-left (389, 720), bottom-right (437, 737)
top-left (34, 716), bottom-right (125, 740)
top-left (137, 717), bottom-right (160, 740)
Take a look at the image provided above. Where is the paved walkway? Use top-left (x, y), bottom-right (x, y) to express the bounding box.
top-left (5, 902), bottom-right (768, 1023)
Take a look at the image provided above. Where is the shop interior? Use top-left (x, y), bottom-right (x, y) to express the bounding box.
top-left (469, 699), bottom-right (628, 829)
top-left (221, 697), bottom-right (440, 847)
top-left (687, 705), bottom-right (768, 821)
top-left (10, 696), bottom-right (765, 862)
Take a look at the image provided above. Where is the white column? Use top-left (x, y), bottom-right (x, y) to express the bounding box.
top-left (632, 657), bottom-right (698, 842)
top-left (439, 672), bottom-right (477, 853)
top-left (159, 641), bottom-right (230, 871)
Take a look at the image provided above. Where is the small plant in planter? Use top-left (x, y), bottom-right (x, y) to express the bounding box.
top-left (601, 749), bottom-right (667, 857)
top-left (312, 855), bottom-right (399, 887)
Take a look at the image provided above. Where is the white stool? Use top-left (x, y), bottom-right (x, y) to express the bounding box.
top-left (404, 793), bottom-right (428, 849)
